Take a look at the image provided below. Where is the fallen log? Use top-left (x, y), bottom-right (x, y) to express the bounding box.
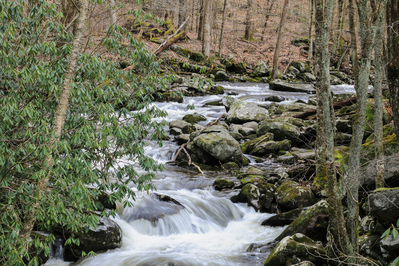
top-left (154, 16), bottom-right (190, 55)
top-left (293, 96), bottom-right (358, 119)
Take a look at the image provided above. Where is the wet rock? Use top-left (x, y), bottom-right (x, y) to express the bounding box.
top-left (359, 235), bottom-right (383, 262)
top-left (175, 134), bottom-right (190, 145)
top-left (246, 167), bottom-right (266, 176)
top-left (298, 72), bottom-right (316, 82)
top-left (329, 74), bottom-right (343, 85)
top-left (222, 162), bottom-right (240, 169)
top-left (264, 95), bottom-right (286, 102)
top-left (264, 233), bottom-right (326, 266)
top-left (275, 200), bottom-right (329, 243)
top-left (292, 262), bottom-right (316, 266)
top-left (257, 121), bottom-right (300, 145)
top-left (270, 81), bottom-right (315, 94)
top-left (290, 61), bottom-right (309, 73)
top-left (274, 103), bottom-right (315, 115)
top-left (213, 179), bottom-right (235, 190)
top-left (215, 70), bottom-right (229, 81)
top-left (169, 120), bottom-right (193, 130)
top-left (176, 142), bottom-right (214, 164)
top-left (223, 96), bottom-right (270, 123)
top-left (276, 180), bottom-right (318, 212)
top-left (193, 125), bottom-right (249, 165)
top-left (63, 217), bottom-right (122, 262)
top-left (240, 175), bottom-right (268, 186)
top-left (203, 100), bottom-right (223, 106)
top-left (209, 85), bottom-right (225, 95)
top-left (363, 187), bottom-right (399, 224)
top-left (242, 121), bottom-right (259, 129)
top-left (360, 154), bottom-right (399, 190)
top-left (241, 133), bottom-right (274, 154)
top-left (152, 193), bottom-right (183, 207)
top-left (239, 127), bottom-right (256, 136)
top-left (183, 113), bottom-right (207, 124)
top-left (237, 184), bottom-right (260, 210)
top-left (170, 127), bottom-right (182, 135)
top-left (229, 131), bottom-right (243, 140)
top-left (253, 60), bottom-right (269, 77)
top-left (380, 235), bottom-right (399, 261)
top-left (261, 208), bottom-right (305, 227)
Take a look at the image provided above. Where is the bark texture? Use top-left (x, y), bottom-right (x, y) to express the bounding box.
top-left (202, 0), bottom-right (211, 56)
top-left (18, 0), bottom-right (89, 249)
top-left (314, 0), bottom-right (353, 257)
top-left (243, 0), bottom-right (254, 40)
top-left (218, 0), bottom-right (228, 56)
top-left (271, 0), bottom-right (289, 79)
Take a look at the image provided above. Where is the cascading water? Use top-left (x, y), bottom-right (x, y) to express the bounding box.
top-left (45, 83), bottom-right (356, 266)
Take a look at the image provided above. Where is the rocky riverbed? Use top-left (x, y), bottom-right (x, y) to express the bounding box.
top-left (44, 81), bottom-right (399, 266)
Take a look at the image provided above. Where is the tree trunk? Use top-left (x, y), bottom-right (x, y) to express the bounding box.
top-left (348, 0), bottom-right (359, 85)
top-left (218, 0), bottom-right (228, 56)
top-left (197, 0), bottom-right (204, 40)
top-left (308, 0), bottom-right (314, 60)
top-left (18, 0), bottom-right (89, 251)
top-left (374, 11), bottom-right (386, 188)
top-left (271, 0), bottom-right (289, 79)
top-left (345, 0), bottom-right (386, 260)
top-left (314, 0), bottom-right (353, 256)
top-left (244, 0), bottom-right (254, 40)
top-left (179, 0), bottom-right (187, 30)
top-left (109, 0), bottom-right (117, 26)
top-left (261, 0), bottom-right (275, 41)
top-left (190, 0), bottom-right (195, 30)
top-left (202, 0), bottom-right (211, 56)
top-left (387, 0), bottom-right (399, 145)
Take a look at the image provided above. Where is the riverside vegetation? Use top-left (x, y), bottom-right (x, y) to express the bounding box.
top-left (1, 0), bottom-right (399, 266)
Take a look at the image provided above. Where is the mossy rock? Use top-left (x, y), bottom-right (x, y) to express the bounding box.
top-left (238, 183), bottom-right (260, 210)
top-left (213, 179), bottom-right (235, 190)
top-left (257, 121), bottom-right (300, 145)
top-left (241, 133), bottom-right (274, 154)
top-left (153, 92), bottom-right (183, 103)
top-left (203, 100), bottom-right (223, 106)
top-left (365, 123), bottom-right (395, 143)
top-left (246, 166), bottom-right (265, 176)
top-left (275, 200), bottom-right (329, 244)
top-left (182, 113), bottom-right (207, 124)
top-left (262, 208), bottom-right (306, 226)
top-left (276, 180), bottom-right (318, 212)
top-left (264, 233), bottom-right (326, 266)
top-left (360, 134), bottom-right (398, 162)
top-left (208, 85), bottom-right (225, 94)
top-left (240, 175), bottom-right (268, 186)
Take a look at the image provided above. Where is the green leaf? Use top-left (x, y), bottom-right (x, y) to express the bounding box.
top-left (392, 227), bottom-right (399, 239)
top-left (381, 228), bottom-right (391, 239)
top-left (391, 257), bottom-right (399, 266)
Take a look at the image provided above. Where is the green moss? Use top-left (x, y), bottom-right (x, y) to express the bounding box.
top-left (213, 179), bottom-right (235, 190)
top-left (240, 175), bottom-right (267, 186)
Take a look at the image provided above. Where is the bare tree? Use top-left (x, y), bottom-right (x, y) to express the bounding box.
top-left (271, 0), bottom-right (289, 79)
top-left (243, 0), bottom-right (254, 40)
top-left (202, 0), bottom-right (211, 56)
top-left (261, 0), bottom-right (275, 41)
top-left (179, 0), bottom-right (188, 30)
top-left (308, 0), bottom-right (314, 60)
top-left (218, 0), bottom-right (228, 56)
top-left (109, 0), bottom-right (117, 26)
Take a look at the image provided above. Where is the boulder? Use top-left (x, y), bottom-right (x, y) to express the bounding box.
top-left (276, 180), bottom-right (318, 212)
top-left (275, 200), bottom-right (329, 243)
top-left (261, 208), bottom-right (305, 227)
top-left (170, 127), bottom-right (182, 135)
top-left (215, 70), bottom-right (229, 81)
top-left (63, 217), bottom-right (122, 262)
top-left (290, 61), bottom-right (309, 72)
top-left (363, 187), bottom-right (399, 224)
top-left (193, 125), bottom-right (249, 165)
top-left (169, 120), bottom-right (194, 130)
top-left (274, 103), bottom-right (315, 115)
top-left (246, 167), bottom-right (266, 176)
top-left (263, 233), bottom-right (326, 266)
top-left (176, 142), bottom-right (214, 164)
top-left (213, 179), bottom-right (235, 190)
top-left (264, 95), bottom-right (286, 102)
top-left (175, 134), bottom-right (190, 145)
top-left (270, 81), bottom-right (316, 94)
top-left (240, 175), bottom-right (268, 186)
top-left (183, 113), bottom-right (207, 124)
top-left (253, 60), bottom-right (269, 77)
top-left (360, 154), bottom-right (399, 190)
top-left (257, 121), bottom-right (300, 144)
top-left (241, 133), bottom-right (274, 154)
top-left (223, 96), bottom-right (270, 123)
top-left (170, 45), bottom-right (205, 62)
top-left (380, 235), bottom-right (399, 261)
top-left (298, 73), bottom-right (317, 82)
top-left (242, 121), bottom-right (259, 129)
top-left (237, 184), bottom-right (260, 210)
top-left (239, 127), bottom-right (256, 136)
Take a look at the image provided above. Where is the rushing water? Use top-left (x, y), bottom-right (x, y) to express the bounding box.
top-left (45, 83), bottom-right (356, 266)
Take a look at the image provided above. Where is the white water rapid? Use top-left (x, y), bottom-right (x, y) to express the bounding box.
top-left (45, 83), bottom-right (356, 266)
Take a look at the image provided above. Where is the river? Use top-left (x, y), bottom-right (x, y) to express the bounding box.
top-left (45, 82), bottom-right (356, 266)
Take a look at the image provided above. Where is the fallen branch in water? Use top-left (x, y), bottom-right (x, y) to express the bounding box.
top-left (173, 141), bottom-right (189, 162)
top-left (207, 113), bottom-right (226, 127)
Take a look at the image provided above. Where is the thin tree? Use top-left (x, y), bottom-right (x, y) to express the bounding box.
top-left (18, 0), bottom-right (89, 250)
top-left (202, 0), bottom-right (211, 56)
top-left (109, 0), bottom-right (117, 26)
top-left (314, 0), bottom-right (353, 257)
top-left (374, 10), bottom-right (386, 188)
top-left (243, 0), bottom-right (254, 40)
top-left (261, 0), bottom-right (275, 41)
top-left (271, 0), bottom-right (289, 79)
top-left (197, 0), bottom-right (204, 40)
top-left (218, 0), bottom-right (228, 56)
top-left (308, 0), bottom-right (314, 60)
top-left (179, 0), bottom-right (188, 30)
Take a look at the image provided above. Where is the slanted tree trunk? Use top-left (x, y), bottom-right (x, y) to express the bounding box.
top-left (374, 10), bottom-right (386, 188)
top-left (271, 0), bottom-right (289, 79)
top-left (179, 0), bottom-right (188, 30)
top-left (18, 0), bottom-right (89, 252)
top-left (261, 0), bottom-right (275, 41)
top-left (314, 0), bottom-right (353, 257)
top-left (202, 0), bottom-right (211, 56)
top-left (218, 0), bottom-right (228, 56)
top-left (243, 0), bottom-right (254, 40)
